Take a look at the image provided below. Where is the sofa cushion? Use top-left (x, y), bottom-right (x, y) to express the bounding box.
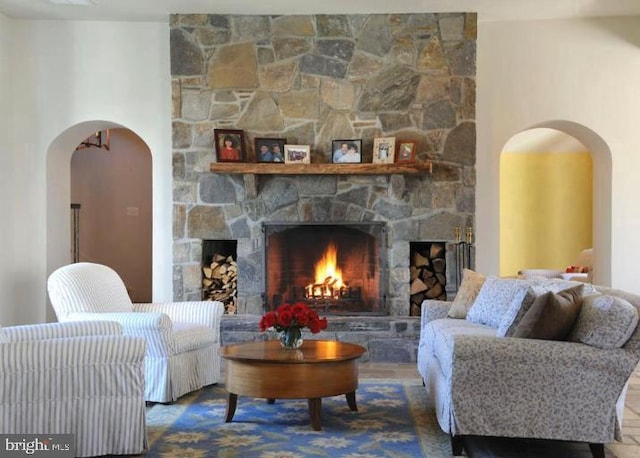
top-left (466, 276), bottom-right (531, 328)
top-left (171, 322), bottom-right (217, 353)
top-left (425, 318), bottom-right (496, 382)
top-left (511, 284), bottom-right (584, 340)
top-left (569, 294), bottom-right (639, 349)
top-left (448, 269), bottom-right (486, 319)
top-left (497, 285), bottom-right (545, 337)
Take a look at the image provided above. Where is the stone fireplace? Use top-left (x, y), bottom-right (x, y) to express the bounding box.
top-left (171, 13), bottom-right (477, 318)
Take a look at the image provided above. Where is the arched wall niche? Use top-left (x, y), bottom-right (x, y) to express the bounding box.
top-left (499, 120), bottom-right (611, 284)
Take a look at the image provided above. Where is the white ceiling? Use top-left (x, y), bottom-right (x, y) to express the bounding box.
top-left (1, 0), bottom-right (640, 22)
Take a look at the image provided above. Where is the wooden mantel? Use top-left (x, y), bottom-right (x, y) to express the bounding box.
top-left (209, 161), bottom-right (433, 175)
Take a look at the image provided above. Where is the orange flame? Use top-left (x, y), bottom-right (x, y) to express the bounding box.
top-left (305, 242), bottom-right (345, 298)
top-left (314, 242), bottom-right (344, 287)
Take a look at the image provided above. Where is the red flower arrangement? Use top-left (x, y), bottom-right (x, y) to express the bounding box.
top-left (259, 302), bottom-right (328, 334)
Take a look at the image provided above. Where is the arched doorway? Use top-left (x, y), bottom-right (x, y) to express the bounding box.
top-left (46, 121), bottom-right (153, 320)
top-left (70, 127), bottom-right (152, 302)
top-left (499, 121), bottom-right (612, 284)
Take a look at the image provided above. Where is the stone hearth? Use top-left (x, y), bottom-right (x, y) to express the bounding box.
top-left (221, 315), bottom-right (420, 363)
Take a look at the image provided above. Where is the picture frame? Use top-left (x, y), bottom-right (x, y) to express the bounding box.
top-left (332, 139), bottom-right (362, 164)
top-left (396, 141), bottom-right (416, 164)
top-left (214, 129), bottom-right (245, 163)
top-left (255, 138), bottom-right (286, 163)
top-left (372, 137), bottom-right (396, 164)
top-left (284, 144), bottom-right (311, 164)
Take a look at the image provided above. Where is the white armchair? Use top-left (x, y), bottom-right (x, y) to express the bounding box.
top-left (47, 262), bottom-right (225, 403)
top-left (0, 321), bottom-right (147, 457)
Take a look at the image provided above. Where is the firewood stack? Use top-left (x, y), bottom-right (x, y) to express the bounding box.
top-left (202, 254), bottom-right (237, 314)
top-left (410, 243), bottom-right (447, 316)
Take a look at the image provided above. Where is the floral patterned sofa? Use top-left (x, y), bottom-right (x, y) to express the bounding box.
top-left (417, 270), bottom-right (640, 458)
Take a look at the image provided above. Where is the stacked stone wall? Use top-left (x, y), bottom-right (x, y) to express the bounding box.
top-left (171, 13), bottom-right (477, 316)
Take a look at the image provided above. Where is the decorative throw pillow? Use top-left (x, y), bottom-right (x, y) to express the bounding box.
top-left (466, 276), bottom-right (531, 328)
top-left (447, 269), bottom-right (486, 319)
top-left (511, 284), bottom-right (584, 340)
top-left (570, 294), bottom-right (639, 349)
top-left (497, 285), bottom-right (546, 337)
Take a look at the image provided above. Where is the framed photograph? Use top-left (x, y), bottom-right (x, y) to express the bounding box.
top-left (372, 137), bottom-right (396, 164)
top-left (396, 141), bottom-right (416, 164)
top-left (284, 145), bottom-right (311, 164)
top-left (214, 129), bottom-right (245, 163)
top-left (332, 139), bottom-right (362, 163)
top-left (255, 138), bottom-right (286, 163)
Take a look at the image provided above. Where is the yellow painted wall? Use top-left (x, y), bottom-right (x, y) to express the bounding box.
top-left (500, 151), bottom-right (592, 276)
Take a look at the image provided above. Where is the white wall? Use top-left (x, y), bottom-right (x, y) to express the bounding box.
top-left (0, 13), bottom-right (24, 324)
top-left (1, 19), bottom-right (172, 325)
top-left (477, 16), bottom-right (640, 291)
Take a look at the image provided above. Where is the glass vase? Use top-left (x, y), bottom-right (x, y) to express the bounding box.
top-left (280, 327), bottom-right (303, 349)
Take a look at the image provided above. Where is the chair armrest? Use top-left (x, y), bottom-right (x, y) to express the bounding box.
top-left (133, 301), bottom-right (224, 330)
top-left (1, 335), bottom-right (146, 402)
top-left (66, 312), bottom-right (171, 330)
top-left (1, 321), bottom-right (123, 342)
top-left (421, 299), bottom-right (452, 325)
top-left (448, 335), bottom-right (638, 440)
top-left (65, 312), bottom-right (174, 357)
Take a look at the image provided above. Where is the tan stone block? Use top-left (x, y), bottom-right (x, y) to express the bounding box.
top-left (173, 205), bottom-right (186, 240)
top-left (416, 76), bottom-right (450, 104)
top-left (183, 263), bottom-right (203, 291)
top-left (390, 38), bottom-right (416, 66)
top-left (179, 14), bottom-right (209, 26)
top-left (321, 79), bottom-right (356, 110)
top-left (273, 37), bottom-right (312, 60)
top-left (207, 42), bottom-right (258, 89)
top-left (258, 61), bottom-right (297, 92)
top-left (271, 15), bottom-right (315, 37)
top-left (237, 91), bottom-right (284, 131)
top-left (417, 37), bottom-right (449, 75)
top-left (348, 51), bottom-right (384, 83)
top-left (187, 206), bottom-right (230, 239)
top-left (279, 90), bottom-right (320, 119)
top-left (171, 80), bottom-right (181, 119)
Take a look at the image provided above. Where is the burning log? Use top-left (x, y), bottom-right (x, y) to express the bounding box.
top-left (202, 254), bottom-right (237, 314)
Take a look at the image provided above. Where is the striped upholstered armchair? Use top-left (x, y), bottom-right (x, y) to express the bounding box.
top-left (0, 321), bottom-right (147, 457)
top-left (47, 262), bottom-right (225, 403)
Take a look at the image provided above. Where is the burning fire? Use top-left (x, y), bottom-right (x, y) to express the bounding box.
top-left (306, 242), bottom-right (345, 298)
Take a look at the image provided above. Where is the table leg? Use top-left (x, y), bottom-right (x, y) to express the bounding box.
top-left (345, 391), bottom-right (357, 411)
top-left (308, 398), bottom-right (322, 431)
top-left (225, 393), bottom-right (238, 422)
top-left (267, 398), bottom-right (276, 404)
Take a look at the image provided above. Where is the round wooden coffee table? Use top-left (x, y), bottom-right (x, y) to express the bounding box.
top-left (220, 339), bottom-right (366, 430)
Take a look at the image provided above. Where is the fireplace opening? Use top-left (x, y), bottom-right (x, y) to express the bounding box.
top-left (202, 239), bottom-right (237, 314)
top-left (263, 222), bottom-right (387, 315)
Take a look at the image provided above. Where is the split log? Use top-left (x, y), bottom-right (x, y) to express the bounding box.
top-left (410, 278), bottom-right (428, 295)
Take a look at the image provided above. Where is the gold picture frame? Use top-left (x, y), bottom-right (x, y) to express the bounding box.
top-left (372, 137), bottom-right (396, 164)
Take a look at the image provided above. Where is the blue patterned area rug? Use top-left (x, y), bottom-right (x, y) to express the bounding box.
top-left (143, 379), bottom-right (451, 457)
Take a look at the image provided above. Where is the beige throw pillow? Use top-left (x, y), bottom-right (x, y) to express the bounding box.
top-left (448, 269), bottom-right (486, 319)
top-left (512, 284), bottom-right (584, 340)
